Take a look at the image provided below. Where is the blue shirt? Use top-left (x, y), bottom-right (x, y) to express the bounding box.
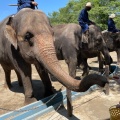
top-left (78, 8), bottom-right (91, 24)
top-left (108, 18), bottom-right (118, 33)
top-left (17, 0), bottom-right (35, 12)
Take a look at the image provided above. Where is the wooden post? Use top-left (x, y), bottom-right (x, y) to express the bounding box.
top-left (66, 88), bottom-right (72, 117)
top-left (104, 65), bottom-right (109, 95)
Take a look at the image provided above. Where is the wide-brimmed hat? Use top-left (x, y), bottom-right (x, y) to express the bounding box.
top-left (86, 2), bottom-right (92, 7)
top-left (109, 14), bottom-right (116, 18)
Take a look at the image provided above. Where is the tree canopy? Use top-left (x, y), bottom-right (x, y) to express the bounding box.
top-left (48, 0), bottom-right (120, 30)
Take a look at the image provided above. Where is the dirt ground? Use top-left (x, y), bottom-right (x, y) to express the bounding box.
top-left (0, 52), bottom-right (120, 120)
top-left (39, 90), bottom-right (120, 120)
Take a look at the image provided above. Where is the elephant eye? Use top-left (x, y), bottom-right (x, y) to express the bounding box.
top-left (24, 32), bottom-right (34, 46)
top-left (24, 32), bottom-right (34, 41)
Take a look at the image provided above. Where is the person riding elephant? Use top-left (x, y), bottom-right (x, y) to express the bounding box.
top-left (108, 13), bottom-right (120, 33)
top-left (53, 23), bottom-right (112, 78)
top-left (78, 2), bottom-right (95, 43)
top-left (17, 0), bottom-right (38, 11)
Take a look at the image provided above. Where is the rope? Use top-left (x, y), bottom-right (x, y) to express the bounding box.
top-left (0, 86), bottom-right (64, 113)
top-left (46, 91), bottom-right (104, 120)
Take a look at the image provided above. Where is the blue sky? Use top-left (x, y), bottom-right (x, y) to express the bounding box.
top-left (0, 0), bottom-right (69, 21)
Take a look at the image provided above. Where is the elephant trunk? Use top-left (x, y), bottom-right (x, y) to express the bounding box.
top-left (34, 33), bottom-right (81, 91)
top-left (33, 33), bottom-right (108, 92)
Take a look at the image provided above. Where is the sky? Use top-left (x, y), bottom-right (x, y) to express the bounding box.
top-left (0, 0), bottom-right (69, 21)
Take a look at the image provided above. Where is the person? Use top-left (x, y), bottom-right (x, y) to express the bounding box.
top-left (78, 2), bottom-right (95, 45)
top-left (17, 0), bottom-right (38, 12)
top-left (108, 13), bottom-right (120, 33)
top-left (78, 2), bottom-right (95, 34)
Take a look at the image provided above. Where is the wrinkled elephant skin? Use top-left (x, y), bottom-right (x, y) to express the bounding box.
top-left (0, 9), bottom-right (108, 104)
top-left (53, 24), bottom-right (112, 77)
top-left (102, 31), bottom-right (120, 65)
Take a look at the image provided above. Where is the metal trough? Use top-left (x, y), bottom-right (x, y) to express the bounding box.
top-left (0, 65), bottom-right (119, 120)
top-left (0, 88), bottom-right (93, 120)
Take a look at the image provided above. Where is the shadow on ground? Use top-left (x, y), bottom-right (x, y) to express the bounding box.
top-left (10, 79), bottom-right (58, 100)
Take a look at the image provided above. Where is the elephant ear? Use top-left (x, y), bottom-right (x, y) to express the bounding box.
top-left (4, 16), bottom-right (17, 49)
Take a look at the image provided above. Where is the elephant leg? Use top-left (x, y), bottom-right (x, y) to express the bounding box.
top-left (62, 46), bottom-right (78, 78)
top-left (35, 64), bottom-right (53, 97)
top-left (78, 55), bottom-right (89, 77)
top-left (63, 48), bottom-right (77, 117)
top-left (98, 52), bottom-right (104, 73)
top-left (15, 63), bottom-right (36, 104)
top-left (10, 46), bottom-right (36, 104)
top-left (2, 67), bottom-right (12, 89)
top-left (81, 58), bottom-right (89, 77)
top-left (15, 70), bottom-right (23, 87)
top-left (66, 55), bottom-right (77, 78)
top-left (22, 65), bottom-right (36, 104)
top-left (116, 49), bottom-right (120, 65)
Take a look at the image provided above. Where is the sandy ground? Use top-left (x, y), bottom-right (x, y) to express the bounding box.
top-left (39, 90), bottom-right (120, 120)
top-left (0, 52), bottom-right (120, 120)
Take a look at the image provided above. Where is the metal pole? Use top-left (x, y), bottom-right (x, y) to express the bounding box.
top-left (104, 65), bottom-right (109, 95)
top-left (8, 4), bottom-right (19, 6)
top-left (67, 88), bottom-right (72, 117)
top-left (8, 4), bottom-right (38, 9)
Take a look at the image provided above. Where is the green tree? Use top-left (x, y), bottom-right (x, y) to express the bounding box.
top-left (48, 0), bottom-right (120, 30)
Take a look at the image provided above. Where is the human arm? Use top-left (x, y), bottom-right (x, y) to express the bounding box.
top-left (80, 9), bottom-right (95, 25)
top-left (88, 20), bottom-right (96, 25)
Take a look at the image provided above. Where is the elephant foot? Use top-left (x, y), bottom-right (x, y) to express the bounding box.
top-left (24, 97), bottom-right (37, 105)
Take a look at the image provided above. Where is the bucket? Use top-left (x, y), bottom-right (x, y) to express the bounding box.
top-left (109, 105), bottom-right (120, 120)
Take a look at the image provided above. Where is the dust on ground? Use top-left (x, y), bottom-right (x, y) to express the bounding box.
top-left (0, 52), bottom-right (120, 120)
top-left (39, 90), bottom-right (120, 120)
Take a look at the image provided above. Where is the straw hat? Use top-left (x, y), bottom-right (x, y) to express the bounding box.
top-left (109, 13), bottom-right (116, 18)
top-left (86, 2), bottom-right (92, 7)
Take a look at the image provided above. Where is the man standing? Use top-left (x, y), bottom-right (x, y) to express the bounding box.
top-left (108, 13), bottom-right (120, 33)
top-left (17, 0), bottom-right (38, 12)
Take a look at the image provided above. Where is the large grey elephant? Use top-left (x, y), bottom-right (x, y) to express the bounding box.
top-left (81, 30), bottom-right (120, 75)
top-left (53, 24), bottom-right (112, 78)
top-left (1, 8), bottom-right (108, 104)
top-left (102, 31), bottom-right (120, 65)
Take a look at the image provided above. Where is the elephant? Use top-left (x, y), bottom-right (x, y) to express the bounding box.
top-left (102, 31), bottom-right (120, 65)
top-left (0, 8), bottom-right (108, 104)
top-left (53, 23), bottom-right (112, 78)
